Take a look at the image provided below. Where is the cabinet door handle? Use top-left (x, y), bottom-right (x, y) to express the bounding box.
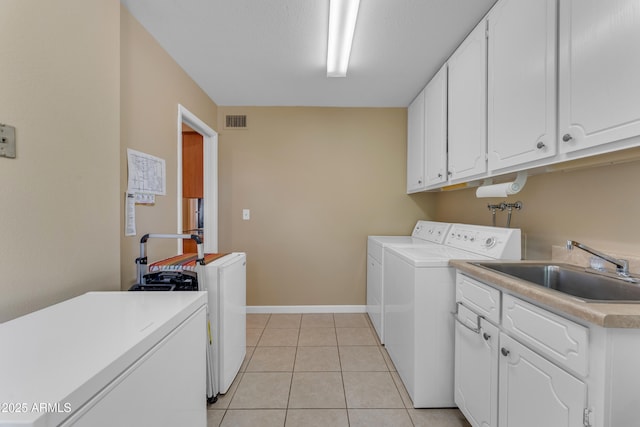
top-left (483, 332), bottom-right (491, 341)
top-left (452, 302), bottom-right (482, 334)
top-left (562, 133), bottom-right (573, 142)
top-left (536, 141), bottom-right (545, 149)
top-left (501, 347), bottom-right (510, 357)
top-left (438, 173), bottom-right (443, 178)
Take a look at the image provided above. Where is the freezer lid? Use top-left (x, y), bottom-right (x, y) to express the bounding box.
top-left (0, 291), bottom-right (207, 426)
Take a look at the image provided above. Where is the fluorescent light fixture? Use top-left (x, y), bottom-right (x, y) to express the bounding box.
top-left (327, 0), bottom-right (361, 77)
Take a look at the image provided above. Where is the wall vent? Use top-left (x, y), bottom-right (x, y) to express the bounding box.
top-left (225, 115), bottom-right (248, 129)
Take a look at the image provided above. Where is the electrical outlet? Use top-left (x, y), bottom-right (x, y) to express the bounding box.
top-left (242, 209), bottom-right (250, 220)
top-left (0, 123), bottom-right (16, 159)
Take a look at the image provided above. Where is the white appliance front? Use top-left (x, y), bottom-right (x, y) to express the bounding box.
top-left (199, 252), bottom-right (246, 394)
top-left (367, 221), bottom-right (452, 343)
top-left (383, 224), bottom-right (520, 408)
top-left (0, 292), bottom-right (208, 427)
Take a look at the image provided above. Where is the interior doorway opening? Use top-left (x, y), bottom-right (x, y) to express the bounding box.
top-left (181, 126), bottom-right (204, 253)
top-left (176, 104), bottom-right (218, 254)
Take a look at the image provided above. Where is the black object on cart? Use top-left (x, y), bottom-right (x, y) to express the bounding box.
top-left (131, 233), bottom-right (204, 290)
top-left (129, 233), bottom-right (217, 404)
top-left (129, 270), bottom-right (199, 291)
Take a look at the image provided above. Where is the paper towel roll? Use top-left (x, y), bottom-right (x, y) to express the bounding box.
top-left (475, 171), bottom-right (527, 198)
top-left (476, 182), bottom-right (513, 198)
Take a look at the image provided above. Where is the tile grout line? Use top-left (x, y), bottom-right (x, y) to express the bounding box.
top-left (283, 318), bottom-right (302, 422)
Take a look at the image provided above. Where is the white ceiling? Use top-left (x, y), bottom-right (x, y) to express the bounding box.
top-left (121, 0), bottom-right (497, 108)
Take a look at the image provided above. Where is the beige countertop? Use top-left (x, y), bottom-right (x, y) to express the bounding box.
top-left (450, 259), bottom-right (640, 329)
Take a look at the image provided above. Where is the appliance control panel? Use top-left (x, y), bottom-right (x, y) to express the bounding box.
top-left (445, 224), bottom-right (521, 259)
top-left (412, 221), bottom-right (452, 244)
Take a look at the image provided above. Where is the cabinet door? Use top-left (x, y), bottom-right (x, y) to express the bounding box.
top-left (448, 20), bottom-right (488, 181)
top-left (559, 0), bottom-right (640, 154)
top-left (407, 89), bottom-right (426, 193)
top-left (424, 65), bottom-right (448, 187)
top-left (182, 131), bottom-right (204, 198)
top-left (487, 0), bottom-right (557, 170)
top-left (498, 333), bottom-right (586, 427)
top-left (455, 305), bottom-right (499, 427)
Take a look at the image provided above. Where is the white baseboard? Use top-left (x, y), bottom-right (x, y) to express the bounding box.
top-left (246, 305), bottom-right (366, 314)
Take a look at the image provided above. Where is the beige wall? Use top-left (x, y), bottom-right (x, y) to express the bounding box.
top-left (10, 2), bottom-right (632, 317)
top-left (218, 107), bottom-right (435, 306)
top-left (120, 6), bottom-right (219, 288)
top-left (0, 0), bottom-right (121, 322)
top-left (434, 159), bottom-right (640, 261)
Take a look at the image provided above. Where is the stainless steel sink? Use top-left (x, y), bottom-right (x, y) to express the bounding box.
top-left (473, 262), bottom-right (640, 303)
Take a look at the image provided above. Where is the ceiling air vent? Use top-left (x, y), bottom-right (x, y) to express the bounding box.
top-left (225, 115), bottom-right (248, 129)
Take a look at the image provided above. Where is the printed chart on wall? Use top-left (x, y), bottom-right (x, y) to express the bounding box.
top-left (125, 148), bottom-right (166, 236)
top-left (127, 148), bottom-right (166, 195)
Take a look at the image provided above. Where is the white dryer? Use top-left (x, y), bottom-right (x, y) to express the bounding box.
top-left (367, 221), bottom-right (452, 344)
top-left (383, 224), bottom-right (521, 408)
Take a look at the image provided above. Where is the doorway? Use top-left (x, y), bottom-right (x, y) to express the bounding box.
top-left (181, 127), bottom-right (203, 253)
top-left (177, 104), bottom-right (218, 254)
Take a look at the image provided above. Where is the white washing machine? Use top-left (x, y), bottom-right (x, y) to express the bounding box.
top-left (367, 221), bottom-right (452, 344)
top-left (383, 224), bottom-right (521, 408)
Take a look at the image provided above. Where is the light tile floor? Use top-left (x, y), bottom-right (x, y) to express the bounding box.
top-left (208, 313), bottom-right (471, 427)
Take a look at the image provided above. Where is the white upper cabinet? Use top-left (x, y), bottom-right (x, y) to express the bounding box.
top-left (424, 64), bottom-right (448, 188)
top-left (487, 0), bottom-right (557, 171)
top-left (448, 20), bottom-right (488, 182)
top-left (407, 0), bottom-right (640, 192)
top-left (558, 0), bottom-right (640, 154)
top-left (407, 89), bottom-right (426, 193)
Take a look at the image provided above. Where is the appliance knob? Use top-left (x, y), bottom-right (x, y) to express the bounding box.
top-left (485, 237), bottom-right (496, 248)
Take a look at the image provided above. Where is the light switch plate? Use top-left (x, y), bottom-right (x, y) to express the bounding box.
top-left (0, 123), bottom-right (16, 159)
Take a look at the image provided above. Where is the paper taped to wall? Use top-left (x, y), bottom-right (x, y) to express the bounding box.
top-left (125, 193), bottom-right (136, 236)
top-left (127, 148), bottom-right (166, 195)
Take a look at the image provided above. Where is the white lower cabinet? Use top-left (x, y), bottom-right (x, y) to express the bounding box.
top-left (455, 303), bottom-right (499, 427)
top-left (455, 273), bottom-right (590, 427)
top-left (498, 333), bottom-right (586, 427)
top-left (455, 271), bottom-right (640, 427)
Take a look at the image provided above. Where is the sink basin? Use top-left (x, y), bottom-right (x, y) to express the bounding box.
top-left (473, 262), bottom-right (640, 303)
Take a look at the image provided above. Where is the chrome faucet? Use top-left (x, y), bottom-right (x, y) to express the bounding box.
top-left (566, 240), bottom-right (630, 277)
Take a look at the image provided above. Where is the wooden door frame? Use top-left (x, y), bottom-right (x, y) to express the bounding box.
top-left (176, 104), bottom-right (218, 253)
